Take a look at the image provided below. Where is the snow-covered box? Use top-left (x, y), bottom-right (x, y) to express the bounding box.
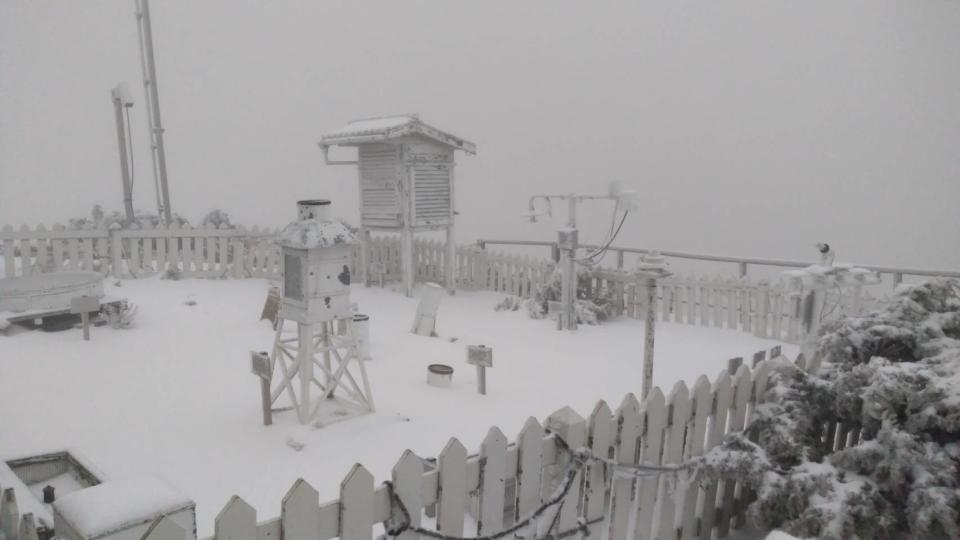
top-left (52, 477), bottom-right (196, 540)
top-left (278, 199), bottom-right (357, 323)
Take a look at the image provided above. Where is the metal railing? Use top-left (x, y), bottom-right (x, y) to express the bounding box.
top-left (474, 238), bottom-right (960, 288)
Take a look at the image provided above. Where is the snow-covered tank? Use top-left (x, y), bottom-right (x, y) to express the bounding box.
top-left (277, 200), bottom-right (357, 324)
top-left (52, 476), bottom-right (196, 540)
top-left (0, 272), bottom-right (103, 313)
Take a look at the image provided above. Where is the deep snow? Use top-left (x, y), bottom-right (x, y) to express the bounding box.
top-left (0, 277), bottom-right (793, 534)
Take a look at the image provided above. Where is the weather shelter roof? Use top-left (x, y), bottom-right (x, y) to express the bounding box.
top-left (320, 114), bottom-right (476, 154)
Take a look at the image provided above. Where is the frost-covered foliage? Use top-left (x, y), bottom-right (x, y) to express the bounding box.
top-left (201, 209), bottom-right (233, 229)
top-left (102, 300), bottom-right (137, 329)
top-left (523, 268), bottom-right (616, 325)
top-left (694, 279), bottom-right (960, 539)
top-left (69, 205), bottom-right (190, 229)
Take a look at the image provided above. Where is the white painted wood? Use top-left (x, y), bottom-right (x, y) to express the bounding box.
top-left (635, 387), bottom-right (666, 540)
top-left (437, 438), bottom-right (467, 536)
top-left (67, 235), bottom-right (80, 271)
top-left (585, 401), bottom-right (613, 539)
top-left (340, 464), bottom-right (374, 540)
top-left (18, 513), bottom-right (38, 540)
top-left (19, 225), bottom-right (31, 277)
top-left (716, 366), bottom-right (752, 538)
top-left (608, 394), bottom-right (641, 540)
top-left (1, 487), bottom-right (20, 540)
top-left (655, 382), bottom-right (690, 540)
top-left (411, 282), bottom-right (444, 336)
top-left (699, 370), bottom-right (732, 540)
top-left (392, 450), bottom-right (424, 540)
top-left (282, 478), bottom-right (320, 540)
top-left (515, 417), bottom-right (544, 532)
top-left (478, 427), bottom-right (507, 535)
top-left (726, 279), bottom-right (738, 330)
top-left (545, 406), bottom-right (586, 540)
top-left (142, 515), bottom-right (188, 540)
top-left (711, 277), bottom-right (723, 328)
top-left (215, 496), bottom-right (257, 540)
top-left (3, 225), bottom-right (17, 277)
top-left (698, 276), bottom-right (710, 327)
top-left (680, 376), bottom-right (712, 540)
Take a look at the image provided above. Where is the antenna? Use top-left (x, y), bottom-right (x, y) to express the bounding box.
top-left (135, 0), bottom-right (173, 224)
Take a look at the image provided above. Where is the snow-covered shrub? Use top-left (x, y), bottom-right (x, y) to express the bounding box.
top-left (524, 268), bottom-right (616, 325)
top-left (201, 209), bottom-right (234, 229)
top-left (69, 205), bottom-right (190, 229)
top-left (693, 278), bottom-right (960, 540)
top-left (162, 267), bottom-right (182, 281)
top-left (494, 296), bottom-right (522, 312)
top-left (102, 300), bottom-right (137, 329)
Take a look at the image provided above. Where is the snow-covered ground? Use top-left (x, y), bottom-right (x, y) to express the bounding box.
top-left (0, 277), bottom-right (793, 534)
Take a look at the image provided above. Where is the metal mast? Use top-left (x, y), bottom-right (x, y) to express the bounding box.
top-left (134, 0), bottom-right (173, 224)
top-left (111, 84), bottom-right (136, 223)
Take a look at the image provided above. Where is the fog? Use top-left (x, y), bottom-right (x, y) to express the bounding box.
top-left (2, 1), bottom-right (958, 271)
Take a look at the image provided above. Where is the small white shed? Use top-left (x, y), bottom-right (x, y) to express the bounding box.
top-left (53, 477), bottom-right (196, 540)
top-left (319, 114), bottom-right (476, 296)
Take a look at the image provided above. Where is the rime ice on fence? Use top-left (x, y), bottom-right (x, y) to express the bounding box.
top-left (72, 347), bottom-right (808, 540)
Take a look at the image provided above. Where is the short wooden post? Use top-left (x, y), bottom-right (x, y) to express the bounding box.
top-left (70, 295), bottom-right (99, 341)
top-left (466, 345), bottom-right (492, 395)
top-left (250, 351), bottom-right (273, 426)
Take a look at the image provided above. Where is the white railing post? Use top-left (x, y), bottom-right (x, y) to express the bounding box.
top-left (110, 225), bottom-right (123, 278)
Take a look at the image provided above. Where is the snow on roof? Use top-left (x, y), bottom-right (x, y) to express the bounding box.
top-left (320, 114), bottom-right (476, 154)
top-left (53, 476), bottom-right (193, 537)
top-left (278, 219), bottom-right (357, 249)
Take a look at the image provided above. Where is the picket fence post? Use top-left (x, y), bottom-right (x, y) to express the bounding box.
top-left (214, 495), bottom-right (257, 540)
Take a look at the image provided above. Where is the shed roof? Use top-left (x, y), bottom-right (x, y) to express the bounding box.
top-left (320, 114), bottom-right (476, 154)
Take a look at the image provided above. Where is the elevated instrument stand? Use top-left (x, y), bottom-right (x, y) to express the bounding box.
top-left (269, 315), bottom-right (374, 425)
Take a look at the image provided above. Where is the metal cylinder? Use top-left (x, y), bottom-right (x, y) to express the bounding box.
top-left (297, 199), bottom-right (332, 221)
top-left (353, 314), bottom-right (370, 359)
top-left (427, 364), bottom-right (454, 388)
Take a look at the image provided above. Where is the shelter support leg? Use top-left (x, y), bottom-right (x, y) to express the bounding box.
top-left (445, 225), bottom-right (456, 293)
top-left (298, 322), bottom-right (314, 423)
top-left (401, 228), bottom-right (414, 298)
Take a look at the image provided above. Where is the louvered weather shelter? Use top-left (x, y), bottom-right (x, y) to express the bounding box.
top-left (319, 115), bottom-right (476, 297)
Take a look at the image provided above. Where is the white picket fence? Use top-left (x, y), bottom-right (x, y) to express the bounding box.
top-left (66, 349), bottom-right (860, 540)
top-left (0, 223), bottom-right (283, 280)
top-left (3, 225), bottom-right (879, 345)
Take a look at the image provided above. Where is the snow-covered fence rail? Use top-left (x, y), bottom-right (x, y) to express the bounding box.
top-left (475, 238), bottom-right (960, 289)
top-left (129, 350), bottom-right (820, 540)
top-left (0, 223), bottom-right (284, 280)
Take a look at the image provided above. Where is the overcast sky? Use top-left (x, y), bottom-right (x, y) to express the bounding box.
top-left (1, 1), bottom-right (958, 271)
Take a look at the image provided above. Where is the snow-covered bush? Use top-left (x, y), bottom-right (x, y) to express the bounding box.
top-left (693, 278), bottom-right (960, 539)
top-left (102, 300), bottom-right (137, 329)
top-left (523, 268), bottom-right (616, 325)
top-left (201, 209), bottom-right (234, 229)
top-left (69, 205), bottom-right (190, 229)
top-left (162, 267), bottom-right (182, 281)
